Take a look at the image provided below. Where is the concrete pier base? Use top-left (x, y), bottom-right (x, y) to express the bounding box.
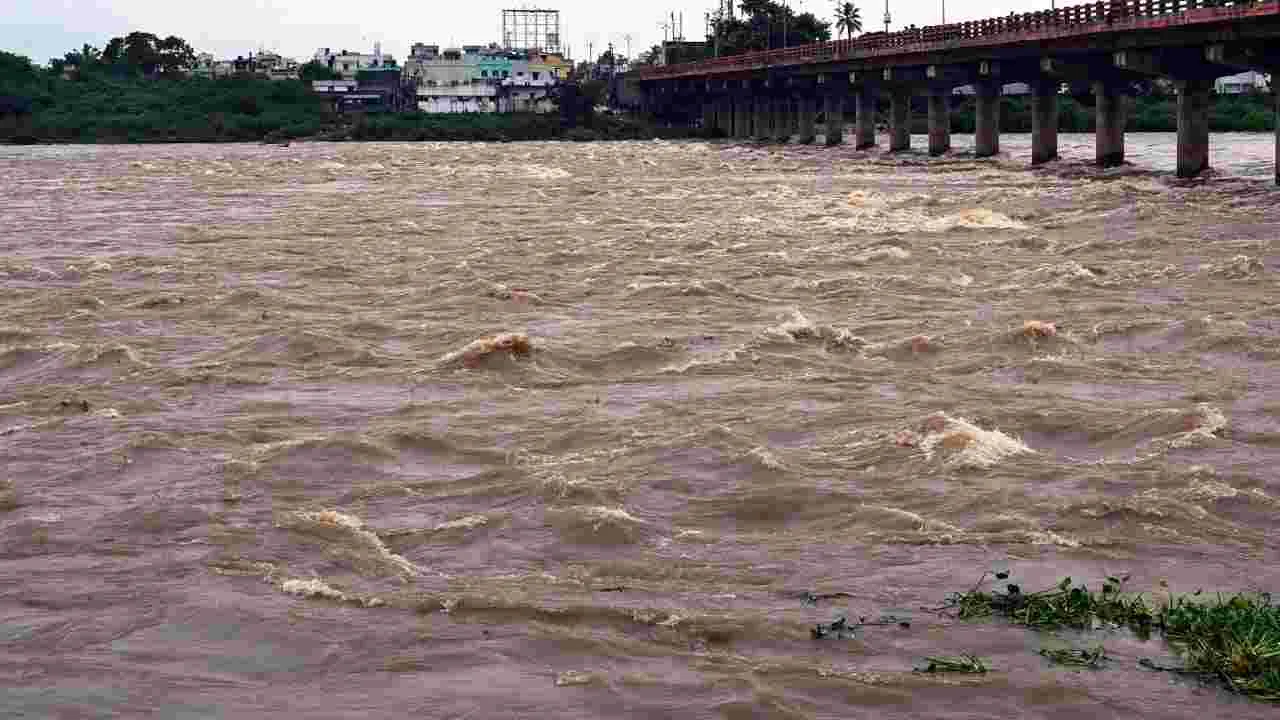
top-left (927, 91), bottom-right (950, 156)
top-left (974, 84), bottom-right (1000, 157)
top-left (701, 103), bottom-right (715, 133)
top-left (825, 96), bottom-right (844, 146)
top-left (889, 89), bottom-right (911, 152)
top-left (1094, 82), bottom-right (1127, 167)
top-left (1176, 79), bottom-right (1212, 178)
top-left (1031, 84), bottom-right (1058, 165)
top-left (854, 89), bottom-right (877, 149)
top-left (798, 97), bottom-right (817, 144)
top-left (1275, 89), bottom-right (1279, 186)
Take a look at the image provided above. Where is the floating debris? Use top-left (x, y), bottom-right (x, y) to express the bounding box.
top-left (915, 654), bottom-right (988, 674)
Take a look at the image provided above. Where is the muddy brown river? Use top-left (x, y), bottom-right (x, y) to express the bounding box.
top-left (2, 135), bottom-right (1279, 718)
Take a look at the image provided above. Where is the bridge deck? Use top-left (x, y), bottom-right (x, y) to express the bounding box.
top-left (640, 0), bottom-right (1280, 80)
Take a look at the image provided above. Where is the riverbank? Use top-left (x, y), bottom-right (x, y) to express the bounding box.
top-left (2, 49), bottom-right (1273, 145)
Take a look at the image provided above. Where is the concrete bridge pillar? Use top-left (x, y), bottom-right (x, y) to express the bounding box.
top-left (1275, 87), bottom-right (1279, 186)
top-left (738, 97), bottom-right (754, 139)
top-left (825, 95), bottom-right (844, 146)
top-left (974, 82), bottom-right (1000, 158)
top-left (701, 101), bottom-right (716, 134)
top-left (773, 98), bottom-right (790, 142)
top-left (753, 97), bottom-right (770, 141)
top-left (717, 98), bottom-right (733, 136)
top-left (1031, 81), bottom-right (1058, 165)
top-left (1093, 82), bottom-right (1127, 168)
top-left (927, 90), bottom-right (951, 156)
top-left (853, 89), bottom-right (876, 149)
top-left (798, 96), bottom-right (817, 144)
top-left (889, 89), bottom-right (912, 152)
top-left (1176, 78), bottom-right (1212, 179)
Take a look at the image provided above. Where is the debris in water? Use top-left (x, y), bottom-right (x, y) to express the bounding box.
top-left (58, 398), bottom-right (90, 413)
top-left (812, 615), bottom-right (857, 640)
top-left (801, 591), bottom-right (855, 607)
top-left (1040, 645), bottom-right (1109, 669)
top-left (916, 413), bottom-right (1033, 469)
top-left (555, 671), bottom-right (600, 687)
top-left (915, 654), bottom-right (988, 674)
top-left (0, 479), bottom-right (16, 511)
top-left (437, 332), bottom-right (533, 369)
top-left (1022, 320), bottom-right (1058, 338)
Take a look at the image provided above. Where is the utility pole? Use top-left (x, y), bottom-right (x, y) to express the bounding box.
top-left (883, 0), bottom-right (891, 33)
top-left (942, 0), bottom-right (946, 24)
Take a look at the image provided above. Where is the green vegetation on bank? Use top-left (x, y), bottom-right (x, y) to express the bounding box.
top-left (945, 573), bottom-right (1280, 702)
top-left (0, 49), bottom-right (668, 144)
top-left (3, 36), bottom-right (1274, 146)
top-left (949, 93), bottom-right (1277, 133)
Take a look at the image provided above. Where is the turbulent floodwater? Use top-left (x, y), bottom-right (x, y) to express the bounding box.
top-left (2, 134), bottom-right (1279, 718)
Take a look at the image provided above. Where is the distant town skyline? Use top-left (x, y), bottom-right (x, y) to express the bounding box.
top-left (6, 0), bottom-right (1068, 65)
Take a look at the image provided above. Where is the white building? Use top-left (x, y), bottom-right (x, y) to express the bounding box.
top-left (1216, 71), bottom-right (1270, 95)
top-left (314, 43), bottom-right (397, 79)
top-left (405, 43), bottom-right (561, 114)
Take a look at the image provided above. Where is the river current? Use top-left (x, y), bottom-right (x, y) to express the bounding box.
top-left (2, 134), bottom-right (1278, 718)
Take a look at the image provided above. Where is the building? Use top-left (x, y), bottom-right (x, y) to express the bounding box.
top-left (1216, 71), bottom-right (1270, 95)
top-left (312, 72), bottom-right (414, 113)
top-left (404, 42), bottom-right (566, 114)
top-left (315, 44), bottom-right (398, 80)
top-left (192, 52), bottom-right (300, 80)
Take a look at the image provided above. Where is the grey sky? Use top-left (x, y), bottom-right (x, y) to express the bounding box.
top-left (5, 0), bottom-right (1056, 66)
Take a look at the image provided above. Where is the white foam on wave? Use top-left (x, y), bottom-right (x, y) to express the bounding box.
top-left (917, 414), bottom-right (1035, 469)
top-left (276, 509), bottom-right (420, 578)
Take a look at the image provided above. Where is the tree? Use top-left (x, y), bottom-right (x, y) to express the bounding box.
top-left (299, 60), bottom-right (341, 82)
top-left (102, 37), bottom-right (125, 64)
top-left (157, 36), bottom-right (196, 74)
top-left (633, 45), bottom-right (663, 66)
top-left (123, 31), bottom-right (161, 73)
top-left (709, 1), bottom-right (832, 57)
top-left (834, 2), bottom-right (863, 40)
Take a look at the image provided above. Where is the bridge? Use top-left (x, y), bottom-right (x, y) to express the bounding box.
top-left (636, 0), bottom-right (1280, 183)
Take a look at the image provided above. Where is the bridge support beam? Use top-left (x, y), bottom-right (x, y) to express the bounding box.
top-left (1275, 87), bottom-right (1279, 186)
top-left (927, 90), bottom-right (950, 156)
top-left (825, 96), bottom-right (844, 146)
top-left (1031, 81), bottom-right (1058, 165)
top-left (853, 89), bottom-right (876, 149)
top-left (1093, 82), bottom-right (1127, 168)
top-left (798, 96), bottom-right (817, 144)
top-left (1176, 79), bottom-right (1212, 179)
top-left (974, 83), bottom-right (1000, 158)
top-left (702, 102), bottom-right (716, 135)
top-left (889, 89), bottom-right (911, 152)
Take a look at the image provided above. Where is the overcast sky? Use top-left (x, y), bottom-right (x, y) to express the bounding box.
top-left (5, 0), bottom-right (1056, 65)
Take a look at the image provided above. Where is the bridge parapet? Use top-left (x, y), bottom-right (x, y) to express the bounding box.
top-left (639, 0), bottom-right (1278, 80)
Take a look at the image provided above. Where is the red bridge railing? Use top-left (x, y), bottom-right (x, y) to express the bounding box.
top-left (639, 0), bottom-right (1277, 80)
